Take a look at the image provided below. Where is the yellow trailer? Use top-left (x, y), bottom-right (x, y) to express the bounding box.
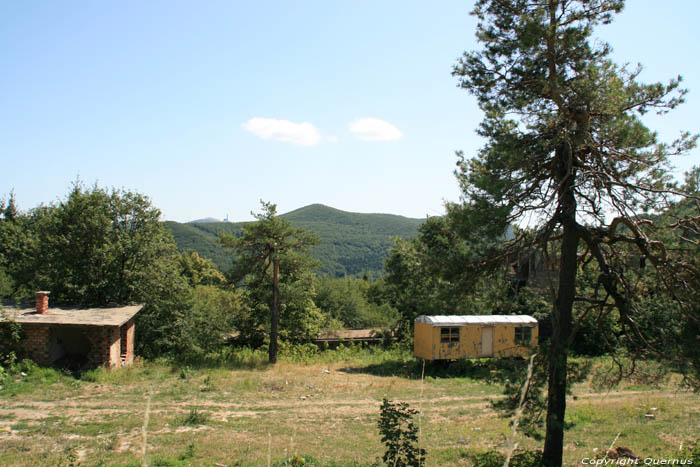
top-left (414, 315), bottom-right (538, 361)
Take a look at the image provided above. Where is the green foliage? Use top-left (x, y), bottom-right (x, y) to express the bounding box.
top-left (0, 182), bottom-right (192, 357)
top-left (147, 444), bottom-right (197, 467)
top-left (220, 201), bottom-right (324, 349)
top-left (315, 276), bottom-right (399, 329)
top-left (178, 442), bottom-right (195, 461)
top-left (0, 266), bottom-right (13, 298)
top-left (383, 235), bottom-right (457, 332)
top-left (165, 204), bottom-right (423, 278)
top-left (278, 342), bottom-right (321, 364)
top-left (688, 442), bottom-right (700, 463)
top-left (465, 449), bottom-right (546, 467)
top-left (273, 455), bottom-right (368, 467)
top-left (490, 353), bottom-right (591, 440)
top-left (449, 1), bottom-right (697, 463)
top-left (178, 251), bottom-right (226, 287)
top-left (218, 346), bottom-right (269, 369)
top-left (377, 399), bottom-right (426, 467)
top-left (179, 365), bottom-right (192, 380)
top-left (179, 285), bottom-right (243, 358)
top-left (175, 408), bottom-right (208, 426)
top-left (164, 219), bottom-right (236, 272)
top-left (383, 221), bottom-right (551, 340)
top-left (13, 182), bottom-right (184, 305)
top-left (0, 307), bottom-right (23, 370)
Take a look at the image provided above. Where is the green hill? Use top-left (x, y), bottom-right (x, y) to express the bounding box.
top-left (164, 204), bottom-right (424, 277)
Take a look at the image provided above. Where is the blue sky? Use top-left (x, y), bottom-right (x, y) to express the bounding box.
top-left (2, 1), bottom-right (698, 222)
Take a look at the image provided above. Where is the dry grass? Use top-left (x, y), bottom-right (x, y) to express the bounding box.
top-left (0, 353), bottom-right (698, 466)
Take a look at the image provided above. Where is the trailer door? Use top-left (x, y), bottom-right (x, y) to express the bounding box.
top-left (481, 327), bottom-right (494, 357)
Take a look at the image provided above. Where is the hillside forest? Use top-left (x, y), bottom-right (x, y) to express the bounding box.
top-left (164, 203), bottom-right (423, 279)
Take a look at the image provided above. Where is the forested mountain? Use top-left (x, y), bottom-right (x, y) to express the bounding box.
top-left (164, 204), bottom-right (424, 277)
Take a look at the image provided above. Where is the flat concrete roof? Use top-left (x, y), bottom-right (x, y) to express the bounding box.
top-left (315, 328), bottom-right (385, 341)
top-left (1, 301), bottom-right (143, 327)
top-left (415, 315), bottom-right (538, 326)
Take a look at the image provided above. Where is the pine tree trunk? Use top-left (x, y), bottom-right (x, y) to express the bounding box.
top-left (543, 145), bottom-right (579, 466)
top-left (269, 258), bottom-right (280, 364)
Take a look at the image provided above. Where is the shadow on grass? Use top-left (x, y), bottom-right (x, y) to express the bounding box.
top-left (167, 347), bottom-right (271, 373)
top-left (338, 357), bottom-right (532, 382)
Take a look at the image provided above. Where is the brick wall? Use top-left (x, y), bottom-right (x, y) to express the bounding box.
top-left (84, 326), bottom-right (121, 367)
top-left (20, 325), bottom-right (52, 365)
top-left (120, 319), bottom-right (135, 365)
top-left (19, 323), bottom-right (133, 368)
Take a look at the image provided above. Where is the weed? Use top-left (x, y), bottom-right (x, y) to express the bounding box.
top-left (178, 442), bottom-right (195, 460)
top-left (57, 446), bottom-right (79, 467)
top-left (175, 408), bottom-right (209, 426)
top-left (219, 346), bottom-right (268, 369)
top-left (465, 449), bottom-right (545, 467)
top-left (280, 343), bottom-right (321, 364)
top-left (179, 366), bottom-right (192, 380)
top-left (201, 374), bottom-right (213, 392)
top-left (274, 455), bottom-right (369, 466)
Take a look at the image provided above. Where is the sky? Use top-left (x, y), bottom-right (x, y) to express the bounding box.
top-left (2, 1), bottom-right (699, 223)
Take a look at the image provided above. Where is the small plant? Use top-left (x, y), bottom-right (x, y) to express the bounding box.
top-left (377, 398), bottom-right (426, 467)
top-left (466, 449), bottom-right (545, 467)
top-left (178, 442), bottom-right (195, 460)
top-left (179, 366), bottom-right (192, 380)
top-left (201, 374), bottom-right (213, 392)
top-left (175, 408), bottom-right (208, 426)
top-left (58, 446), bottom-right (80, 467)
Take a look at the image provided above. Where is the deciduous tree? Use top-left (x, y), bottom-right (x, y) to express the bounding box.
top-left (0, 182), bottom-right (191, 357)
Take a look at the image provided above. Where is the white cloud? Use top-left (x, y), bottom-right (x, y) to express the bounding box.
top-left (242, 117), bottom-right (322, 146)
top-left (348, 118), bottom-right (402, 141)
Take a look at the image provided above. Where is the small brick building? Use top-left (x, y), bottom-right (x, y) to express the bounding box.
top-left (1, 292), bottom-right (143, 368)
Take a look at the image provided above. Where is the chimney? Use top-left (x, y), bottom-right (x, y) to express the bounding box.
top-left (35, 291), bottom-right (50, 314)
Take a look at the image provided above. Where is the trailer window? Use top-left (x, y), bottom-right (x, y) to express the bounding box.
top-left (440, 327), bottom-right (460, 343)
top-left (515, 326), bottom-right (532, 345)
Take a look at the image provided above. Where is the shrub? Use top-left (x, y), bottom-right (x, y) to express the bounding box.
top-left (0, 308), bottom-right (23, 385)
top-left (377, 399), bottom-right (426, 467)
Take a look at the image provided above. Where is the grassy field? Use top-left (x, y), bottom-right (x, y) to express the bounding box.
top-left (0, 347), bottom-right (698, 466)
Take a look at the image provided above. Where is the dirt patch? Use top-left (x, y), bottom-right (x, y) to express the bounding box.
top-left (0, 408), bottom-right (48, 420)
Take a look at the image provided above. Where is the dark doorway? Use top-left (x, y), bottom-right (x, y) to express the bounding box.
top-left (50, 326), bottom-right (92, 369)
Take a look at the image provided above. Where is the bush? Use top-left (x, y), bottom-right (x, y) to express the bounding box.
top-left (0, 308), bottom-right (23, 382)
top-left (315, 276), bottom-right (400, 329)
top-left (377, 399), bottom-right (426, 467)
top-left (178, 285), bottom-right (243, 358)
top-left (280, 342), bottom-right (320, 364)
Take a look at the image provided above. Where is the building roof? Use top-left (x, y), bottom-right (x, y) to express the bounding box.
top-left (0, 301), bottom-right (143, 327)
top-left (314, 328), bottom-right (385, 342)
top-left (415, 315), bottom-right (537, 326)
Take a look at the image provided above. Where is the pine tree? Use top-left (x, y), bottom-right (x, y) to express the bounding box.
top-left (219, 201), bottom-right (320, 363)
top-left (452, 1), bottom-right (696, 465)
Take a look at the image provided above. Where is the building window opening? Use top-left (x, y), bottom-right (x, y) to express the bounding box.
top-left (515, 326), bottom-right (532, 345)
top-left (440, 327), bottom-right (460, 343)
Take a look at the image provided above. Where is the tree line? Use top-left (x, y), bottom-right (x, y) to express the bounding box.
top-left (0, 185), bottom-right (404, 361)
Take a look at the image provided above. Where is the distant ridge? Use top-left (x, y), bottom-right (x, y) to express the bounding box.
top-left (164, 204), bottom-right (425, 277)
top-left (188, 217), bottom-right (221, 223)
